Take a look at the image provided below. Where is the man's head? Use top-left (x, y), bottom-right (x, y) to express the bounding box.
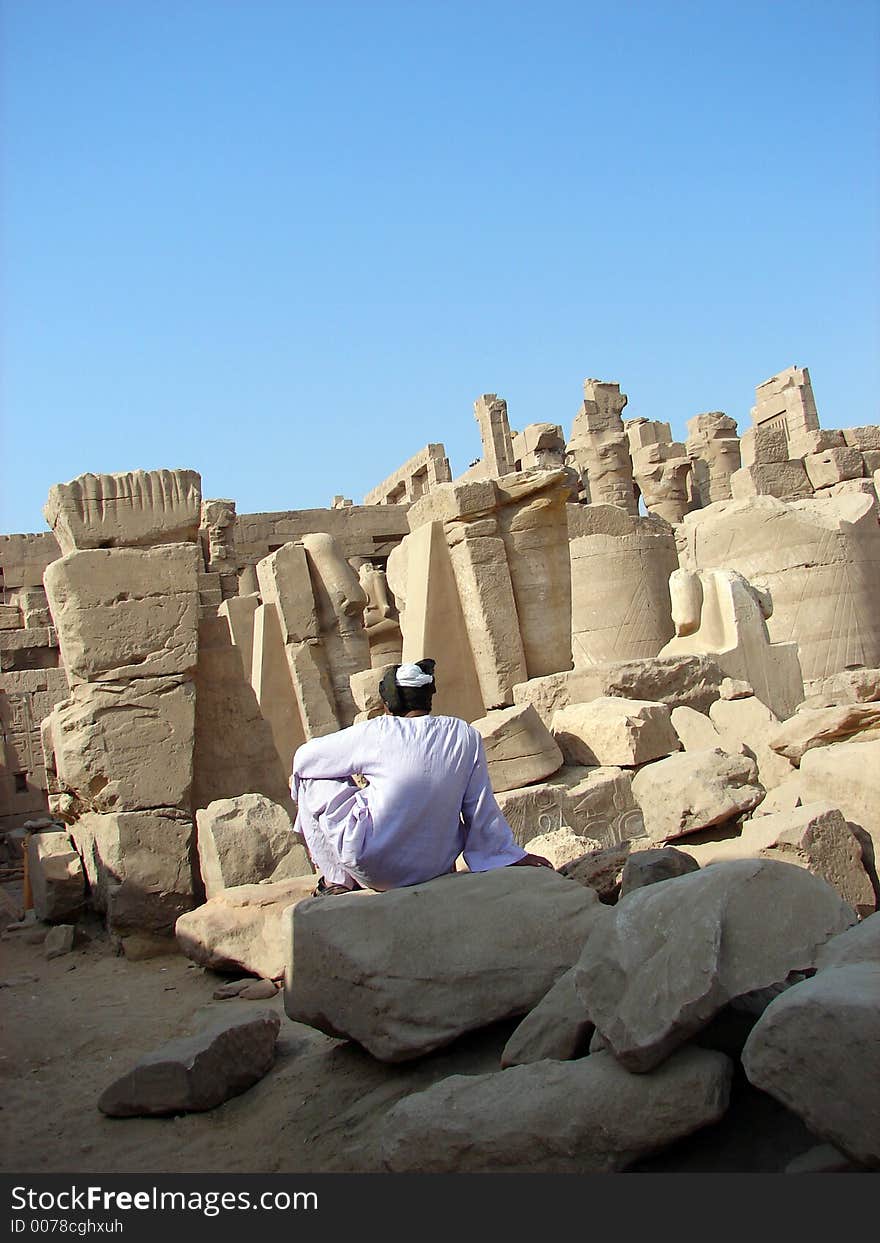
top-left (379, 660), bottom-right (436, 716)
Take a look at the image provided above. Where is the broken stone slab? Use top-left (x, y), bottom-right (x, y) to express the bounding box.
top-left (471, 703), bottom-right (563, 792)
top-left (44, 469), bottom-right (202, 555)
top-left (379, 1046), bottom-right (733, 1173)
top-left (742, 964), bottom-right (880, 1168)
top-left (559, 842), bottom-right (632, 903)
top-left (551, 698), bottom-right (680, 768)
top-left (494, 765), bottom-right (644, 850)
top-left (670, 705), bottom-right (723, 752)
top-left (175, 876), bottom-right (316, 980)
top-left (196, 794), bottom-right (310, 899)
top-left (70, 809), bottom-right (196, 936)
top-left (631, 749), bottom-right (764, 843)
top-left (574, 858), bottom-right (856, 1072)
top-left (767, 703), bottom-right (880, 764)
top-left (682, 803), bottom-right (875, 917)
top-left (97, 1009), bottom-right (280, 1117)
top-left (43, 544), bottom-right (200, 684)
top-left (284, 868), bottom-right (606, 1062)
top-left (522, 827), bottom-right (601, 870)
top-left (44, 924), bottom-right (75, 959)
top-left (708, 695), bottom-right (795, 791)
top-left (814, 913), bottom-right (880, 971)
top-left (803, 667), bottom-right (880, 708)
top-left (618, 847), bottom-right (700, 899)
top-left (500, 965), bottom-right (596, 1067)
top-left (26, 830), bottom-right (85, 923)
top-left (46, 676), bottom-right (195, 814)
top-left (799, 739), bottom-right (880, 857)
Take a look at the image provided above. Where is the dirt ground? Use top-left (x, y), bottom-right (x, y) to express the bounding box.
top-left (0, 888), bottom-right (834, 1176)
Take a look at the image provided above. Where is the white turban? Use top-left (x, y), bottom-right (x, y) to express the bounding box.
top-left (395, 662), bottom-right (434, 688)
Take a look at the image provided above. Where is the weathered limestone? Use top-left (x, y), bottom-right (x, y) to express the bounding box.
top-left (98, 1010), bottom-right (281, 1117)
top-left (730, 460), bottom-right (814, 502)
top-left (559, 842), bottom-right (632, 901)
top-left (402, 470), bottom-right (573, 712)
top-left (71, 809), bottom-right (196, 936)
top-left (626, 421), bottom-right (692, 525)
top-left (512, 423), bottom-right (567, 472)
top-left (299, 533), bottom-right (370, 728)
top-left (192, 615), bottom-right (293, 811)
top-left (522, 826), bottom-right (601, 869)
top-left (44, 924), bottom-right (75, 959)
top-left (364, 443), bottom-right (452, 506)
top-left (686, 413), bottom-right (741, 506)
top-left (567, 380), bottom-right (637, 513)
top-left (767, 703), bottom-right (880, 764)
top-left (618, 847), bottom-right (700, 898)
top-left (683, 804), bottom-right (875, 916)
top-left (473, 394), bottom-right (516, 478)
top-left (175, 877), bottom-right (317, 979)
top-left (43, 469), bottom-right (202, 555)
top-left (495, 766), bottom-right (644, 850)
top-left (349, 662), bottom-right (396, 719)
top-left (200, 497), bottom-right (237, 572)
top-left (799, 739), bottom-right (880, 856)
top-left (631, 749), bottom-right (764, 843)
top-left (670, 704), bottom-right (724, 752)
top-left (195, 794), bottom-right (310, 899)
top-left (0, 532), bottom-right (60, 590)
top-left (574, 858), bottom-right (857, 1072)
top-left (284, 869), bottom-right (606, 1061)
top-left (742, 964), bottom-right (880, 1168)
top-left (379, 1048), bottom-right (733, 1173)
top-left (471, 704), bottom-right (563, 792)
top-left (750, 366), bottom-right (820, 457)
top-left (354, 560), bottom-right (402, 667)
top-left (659, 568), bottom-right (804, 719)
top-left (815, 913), bottom-right (880, 971)
top-left (44, 545), bottom-right (200, 685)
top-left (26, 830), bottom-right (85, 922)
top-left (500, 966), bottom-right (595, 1067)
top-left (678, 493), bottom-right (880, 682)
top-left (708, 695), bottom-right (795, 791)
top-left (551, 698), bottom-right (680, 768)
top-left (44, 677), bottom-right (195, 815)
top-left (804, 447), bottom-right (864, 490)
top-left (567, 504), bottom-right (678, 666)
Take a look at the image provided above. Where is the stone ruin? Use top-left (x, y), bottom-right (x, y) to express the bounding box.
top-left (2, 362), bottom-right (880, 1169)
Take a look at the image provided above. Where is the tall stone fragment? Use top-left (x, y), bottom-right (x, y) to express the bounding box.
top-left (196, 794), bottom-right (309, 898)
top-left (750, 365), bottom-right (820, 457)
top-left (43, 469), bottom-right (202, 555)
top-left (354, 560), bottom-right (402, 667)
top-left (26, 829), bottom-right (85, 922)
top-left (567, 380), bottom-right (637, 513)
top-left (471, 704), bottom-right (563, 792)
top-left (473, 393), bottom-right (516, 478)
top-left (677, 493), bottom-right (880, 682)
top-left (686, 413), bottom-right (741, 506)
top-left (298, 533), bottom-right (370, 727)
top-left (567, 504), bottom-right (678, 666)
top-left (626, 420), bottom-right (692, 524)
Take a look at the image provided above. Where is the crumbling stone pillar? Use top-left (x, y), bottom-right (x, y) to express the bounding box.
top-left (686, 413), bottom-right (741, 507)
top-left (474, 394), bottom-right (516, 478)
top-left (567, 380), bottom-right (638, 514)
top-left (626, 419), bottom-right (693, 524)
top-left (41, 470), bottom-right (203, 943)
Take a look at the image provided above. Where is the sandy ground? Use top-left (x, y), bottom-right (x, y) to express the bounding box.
top-left (0, 888), bottom-right (836, 1176)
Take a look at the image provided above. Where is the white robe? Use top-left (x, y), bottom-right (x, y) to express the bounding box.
top-left (290, 714), bottom-right (526, 890)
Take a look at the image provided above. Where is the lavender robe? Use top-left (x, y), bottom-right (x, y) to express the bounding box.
top-left (291, 714), bottom-right (526, 890)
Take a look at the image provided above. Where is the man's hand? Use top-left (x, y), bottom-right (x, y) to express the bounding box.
top-left (509, 853), bottom-right (554, 869)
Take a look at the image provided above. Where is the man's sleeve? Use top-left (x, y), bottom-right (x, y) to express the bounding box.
top-left (290, 723), bottom-right (371, 797)
top-left (460, 732), bottom-right (527, 871)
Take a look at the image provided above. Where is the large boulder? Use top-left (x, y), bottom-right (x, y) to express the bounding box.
top-left (631, 749), bottom-right (764, 843)
top-left (618, 847), bottom-right (700, 898)
top-left (471, 703), bottom-right (563, 792)
top-left (681, 804), bottom-right (875, 916)
top-left (500, 965), bottom-right (595, 1067)
top-left (98, 1009), bottom-right (280, 1117)
top-left (814, 913), bottom-right (880, 971)
top-left (43, 544), bottom-right (200, 685)
top-left (195, 794), bottom-right (311, 899)
top-left (742, 965), bottom-right (880, 1168)
top-left (284, 869), bottom-right (605, 1062)
top-left (46, 676), bottom-right (195, 814)
top-left (574, 858), bottom-right (856, 1072)
top-left (379, 1047), bottom-right (733, 1173)
top-left (26, 830), bottom-right (85, 923)
top-left (175, 877), bottom-right (316, 979)
top-left (551, 697), bottom-right (680, 768)
top-left (768, 703), bottom-right (880, 764)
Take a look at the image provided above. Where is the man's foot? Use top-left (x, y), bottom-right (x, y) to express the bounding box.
top-left (312, 877), bottom-right (356, 897)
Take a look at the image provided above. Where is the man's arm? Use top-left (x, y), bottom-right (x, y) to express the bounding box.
top-left (460, 733), bottom-right (552, 871)
top-left (290, 722), bottom-right (373, 797)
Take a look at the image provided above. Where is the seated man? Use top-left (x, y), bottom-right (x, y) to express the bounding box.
top-left (291, 659), bottom-right (552, 895)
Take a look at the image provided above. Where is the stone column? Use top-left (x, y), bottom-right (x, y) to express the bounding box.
top-left (567, 380), bottom-right (638, 514)
top-left (686, 413), bottom-right (741, 507)
top-left (474, 394), bottom-right (516, 478)
top-left (626, 419), bottom-right (692, 524)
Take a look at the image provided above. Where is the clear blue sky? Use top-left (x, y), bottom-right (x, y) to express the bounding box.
top-left (2, 0), bottom-right (878, 534)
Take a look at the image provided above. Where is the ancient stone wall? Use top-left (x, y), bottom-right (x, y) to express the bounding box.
top-left (364, 444), bottom-right (452, 505)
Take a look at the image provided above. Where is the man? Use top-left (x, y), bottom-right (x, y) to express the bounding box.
top-left (291, 659), bottom-right (553, 895)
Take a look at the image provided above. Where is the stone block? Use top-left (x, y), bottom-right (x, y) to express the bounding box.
top-left (284, 869), bottom-right (605, 1061)
top-left (500, 965), bottom-right (595, 1067)
top-left (44, 469), bottom-right (201, 554)
top-left (842, 426), bottom-right (880, 451)
top-left (27, 830), bottom-right (85, 922)
top-left (98, 1010), bottom-right (280, 1117)
top-left (575, 858), bottom-right (856, 1072)
top-left (44, 545), bottom-right (199, 684)
top-left (196, 794), bottom-right (310, 898)
top-left (471, 703), bottom-right (563, 792)
top-left (254, 542), bottom-right (317, 645)
top-left (814, 913), bottom-right (880, 971)
top-left (799, 739), bottom-right (880, 858)
top-left (709, 695), bottom-right (796, 791)
top-left (379, 1048), bottom-right (732, 1173)
top-left (730, 462), bottom-right (814, 501)
top-left (631, 749), bottom-right (764, 842)
top-left (804, 447), bottom-right (864, 490)
top-left (175, 877), bottom-right (316, 979)
top-left (768, 703), bottom-right (880, 764)
top-left (551, 698), bottom-right (680, 768)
